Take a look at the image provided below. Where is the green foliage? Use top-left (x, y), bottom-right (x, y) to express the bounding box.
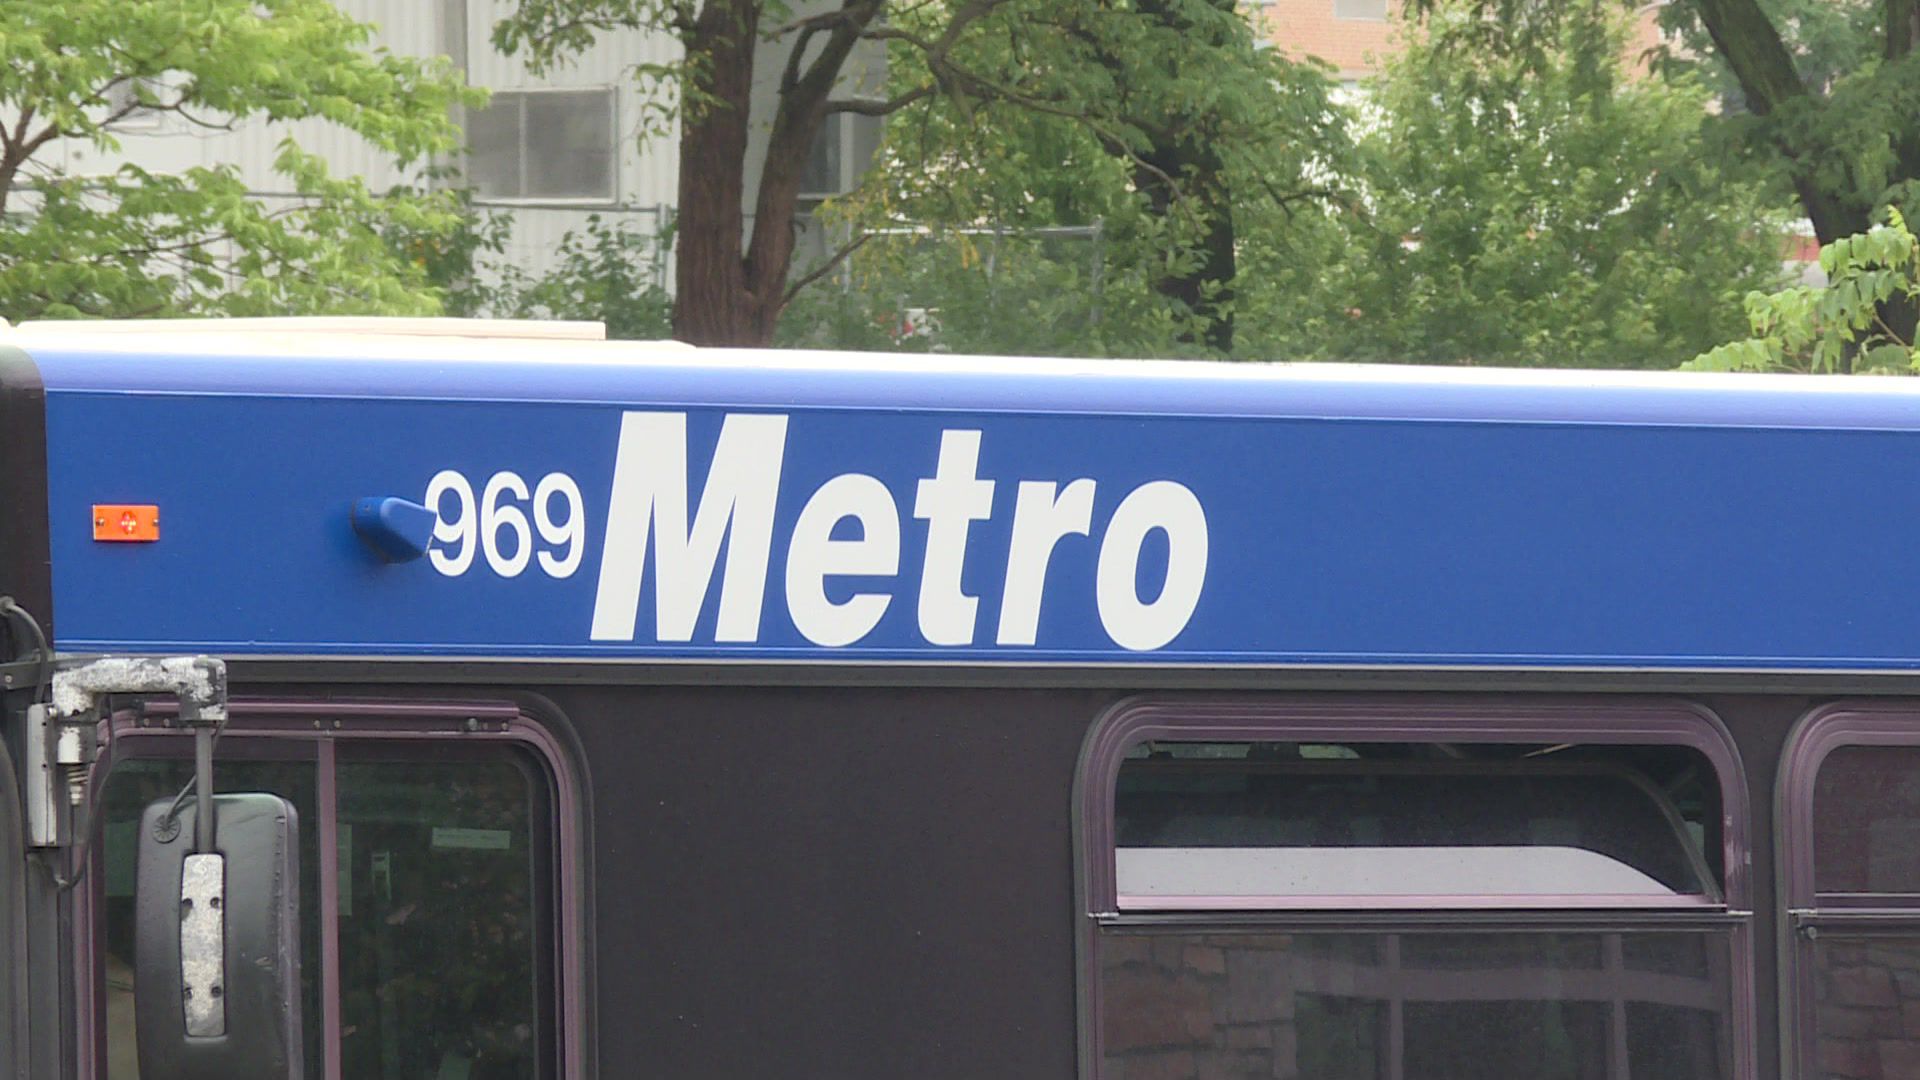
top-left (781, 0), bottom-right (1786, 367)
top-left (780, 0), bottom-right (1348, 356)
top-left (1654, 0), bottom-right (1918, 224)
top-left (777, 227), bottom-right (1215, 357)
top-left (479, 215), bottom-right (674, 341)
top-left (380, 181), bottom-right (515, 318)
top-left (1240, 0), bottom-right (1788, 368)
top-left (0, 0), bottom-right (482, 320)
top-left (1687, 208), bottom-right (1919, 373)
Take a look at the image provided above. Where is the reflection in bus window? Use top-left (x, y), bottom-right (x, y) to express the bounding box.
top-left (1813, 746), bottom-right (1920, 895)
top-left (1101, 931), bottom-right (1730, 1079)
top-left (337, 753), bottom-right (550, 1080)
top-left (1804, 744), bottom-right (1920, 1078)
top-left (1097, 739), bottom-right (1733, 1079)
top-left (1808, 938), bottom-right (1920, 1078)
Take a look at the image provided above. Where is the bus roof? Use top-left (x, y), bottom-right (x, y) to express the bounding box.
top-left (12, 319), bottom-right (1920, 431)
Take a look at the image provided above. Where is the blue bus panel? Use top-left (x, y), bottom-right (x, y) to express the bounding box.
top-left (30, 341), bottom-right (1920, 669)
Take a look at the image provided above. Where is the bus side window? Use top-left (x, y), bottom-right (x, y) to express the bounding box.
top-left (95, 722), bottom-right (566, 1080)
top-left (336, 750), bottom-right (553, 1080)
top-left (1079, 701), bottom-right (1751, 1080)
top-left (1784, 710), bottom-right (1920, 1080)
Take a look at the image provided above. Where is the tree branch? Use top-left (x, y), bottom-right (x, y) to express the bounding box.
top-left (768, 8), bottom-right (861, 40)
top-left (783, 229), bottom-right (874, 306)
top-left (780, 20), bottom-right (831, 95)
top-left (1889, 0), bottom-right (1919, 62)
top-left (824, 85), bottom-right (935, 116)
top-left (1689, 0), bottom-right (1807, 116)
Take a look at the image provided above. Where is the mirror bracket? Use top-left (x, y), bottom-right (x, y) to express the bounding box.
top-left (31, 655), bottom-right (227, 851)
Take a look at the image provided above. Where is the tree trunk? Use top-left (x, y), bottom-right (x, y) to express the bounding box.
top-left (741, 1), bottom-right (885, 344)
top-left (671, 1), bottom-right (760, 346)
top-left (1107, 0), bottom-right (1239, 354)
top-left (1131, 143), bottom-right (1236, 353)
top-left (1691, 0), bottom-right (1870, 236)
top-left (671, 1), bottom-right (883, 346)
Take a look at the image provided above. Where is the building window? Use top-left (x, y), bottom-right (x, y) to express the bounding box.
top-left (468, 88), bottom-right (617, 202)
top-left (799, 112), bottom-right (883, 200)
top-left (103, 76), bottom-right (170, 131)
top-left (1079, 699), bottom-right (1751, 1079)
top-left (1333, 0), bottom-right (1389, 19)
top-left (1782, 706), bottom-right (1920, 1080)
top-left (91, 702), bottom-right (577, 1079)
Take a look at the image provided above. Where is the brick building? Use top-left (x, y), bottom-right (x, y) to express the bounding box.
top-left (1252, 0), bottom-right (1671, 83)
top-left (1250, 0), bottom-right (1400, 83)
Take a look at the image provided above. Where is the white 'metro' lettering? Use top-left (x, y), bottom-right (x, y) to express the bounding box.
top-left (589, 412), bottom-right (788, 642)
top-left (786, 473), bottom-right (899, 647)
top-left (587, 411), bottom-right (1209, 651)
top-left (913, 430), bottom-right (996, 645)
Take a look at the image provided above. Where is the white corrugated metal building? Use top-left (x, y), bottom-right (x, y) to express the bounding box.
top-left (50, 0), bottom-right (881, 294)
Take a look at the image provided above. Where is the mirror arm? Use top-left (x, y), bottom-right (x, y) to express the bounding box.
top-left (194, 726), bottom-right (215, 852)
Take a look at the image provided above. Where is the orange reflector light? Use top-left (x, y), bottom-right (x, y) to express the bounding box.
top-left (93, 505), bottom-right (160, 542)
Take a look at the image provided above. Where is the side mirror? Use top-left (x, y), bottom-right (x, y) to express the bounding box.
top-left (134, 793), bottom-right (302, 1080)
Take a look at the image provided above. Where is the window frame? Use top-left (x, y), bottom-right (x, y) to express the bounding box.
top-left (77, 697), bottom-right (586, 1080)
top-left (467, 86), bottom-right (620, 207)
top-left (1777, 702), bottom-right (1920, 1079)
top-left (1074, 696), bottom-right (1756, 1080)
top-left (797, 111), bottom-right (883, 201)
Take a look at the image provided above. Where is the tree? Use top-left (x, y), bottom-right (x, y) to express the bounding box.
top-left (1671, 0), bottom-right (1917, 245)
top-left (1688, 208), bottom-right (1919, 372)
top-left (846, 0), bottom-right (1343, 354)
top-left (0, 0), bottom-right (479, 321)
top-left (1413, 0), bottom-right (1920, 351)
top-left (1654, 0), bottom-right (1882, 111)
top-left (495, 0), bottom-right (887, 346)
top-left (1244, 0), bottom-right (1787, 368)
top-left (1663, 0), bottom-right (1919, 352)
top-left (492, 0), bottom-right (1334, 350)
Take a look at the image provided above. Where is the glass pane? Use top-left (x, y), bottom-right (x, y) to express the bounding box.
top-left (1116, 747), bottom-right (1716, 902)
top-left (523, 91), bottom-right (613, 200)
top-left (98, 749), bottom-right (321, 1079)
top-left (466, 97), bottom-right (524, 199)
top-left (847, 113), bottom-right (881, 186)
top-left (1405, 1000), bottom-right (1606, 1078)
top-left (1808, 936), bottom-right (1920, 1079)
top-left (1813, 746), bottom-right (1920, 895)
top-left (337, 751), bottom-right (549, 1080)
top-left (800, 115), bottom-right (842, 195)
top-left (1100, 931), bottom-right (1732, 1079)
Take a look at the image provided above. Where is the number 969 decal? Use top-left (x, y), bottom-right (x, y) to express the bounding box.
top-left (425, 470), bottom-right (585, 579)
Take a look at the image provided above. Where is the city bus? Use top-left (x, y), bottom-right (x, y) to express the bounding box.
top-left (4, 316), bottom-right (1920, 1079)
